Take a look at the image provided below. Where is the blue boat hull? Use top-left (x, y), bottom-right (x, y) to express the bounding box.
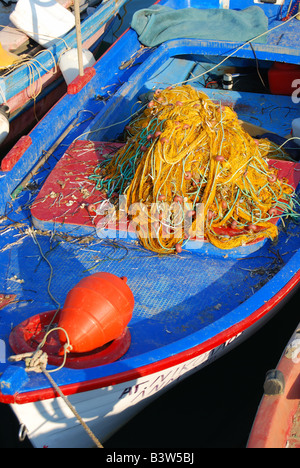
top-left (0, 0), bottom-right (299, 448)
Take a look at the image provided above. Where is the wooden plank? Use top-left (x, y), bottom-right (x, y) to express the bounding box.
top-left (0, 23), bottom-right (29, 53)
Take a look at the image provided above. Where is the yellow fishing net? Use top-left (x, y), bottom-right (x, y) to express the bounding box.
top-left (91, 85), bottom-right (297, 254)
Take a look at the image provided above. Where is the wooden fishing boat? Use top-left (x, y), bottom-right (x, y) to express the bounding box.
top-left (247, 321), bottom-right (300, 448)
top-left (0, 0), bottom-right (129, 154)
top-left (0, 0), bottom-right (300, 448)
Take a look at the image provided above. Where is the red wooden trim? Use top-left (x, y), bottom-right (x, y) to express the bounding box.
top-left (67, 67), bottom-right (96, 94)
top-left (1, 135), bottom-right (32, 171)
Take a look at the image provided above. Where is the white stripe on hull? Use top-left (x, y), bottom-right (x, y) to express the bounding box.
top-left (11, 333), bottom-right (242, 448)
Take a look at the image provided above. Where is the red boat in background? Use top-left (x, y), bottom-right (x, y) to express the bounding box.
top-left (247, 322), bottom-right (300, 448)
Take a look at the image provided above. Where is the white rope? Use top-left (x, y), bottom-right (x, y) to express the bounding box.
top-left (0, 23), bottom-right (71, 117)
top-left (9, 327), bottom-right (104, 448)
top-left (8, 327), bottom-right (70, 372)
top-left (277, 136), bottom-right (300, 150)
top-left (42, 367), bottom-right (104, 448)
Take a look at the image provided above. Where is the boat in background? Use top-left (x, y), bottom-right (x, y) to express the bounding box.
top-left (247, 322), bottom-right (300, 448)
top-left (0, 0), bottom-right (129, 155)
top-left (0, 0), bottom-right (299, 448)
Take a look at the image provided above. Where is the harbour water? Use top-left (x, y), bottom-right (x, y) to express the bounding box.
top-left (0, 0), bottom-right (299, 449)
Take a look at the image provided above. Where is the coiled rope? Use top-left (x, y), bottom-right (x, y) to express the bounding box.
top-left (0, 24), bottom-right (70, 119)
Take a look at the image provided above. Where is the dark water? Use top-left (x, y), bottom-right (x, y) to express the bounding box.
top-left (1, 288), bottom-right (299, 449)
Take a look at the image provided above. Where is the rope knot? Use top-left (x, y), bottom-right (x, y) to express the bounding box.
top-left (8, 349), bottom-right (48, 373)
top-left (8, 327), bottom-right (71, 374)
top-left (24, 349), bottom-right (48, 373)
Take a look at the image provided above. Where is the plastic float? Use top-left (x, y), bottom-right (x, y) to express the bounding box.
top-left (9, 273), bottom-right (134, 369)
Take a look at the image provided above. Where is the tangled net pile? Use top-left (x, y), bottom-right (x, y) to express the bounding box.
top-left (91, 85), bottom-right (299, 254)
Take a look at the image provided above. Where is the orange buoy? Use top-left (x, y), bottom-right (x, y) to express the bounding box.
top-left (57, 272), bottom-right (134, 354)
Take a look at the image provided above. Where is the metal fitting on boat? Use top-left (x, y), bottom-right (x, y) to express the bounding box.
top-left (263, 369), bottom-right (285, 395)
top-left (222, 73), bottom-right (233, 90)
top-left (18, 423), bottom-right (28, 442)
